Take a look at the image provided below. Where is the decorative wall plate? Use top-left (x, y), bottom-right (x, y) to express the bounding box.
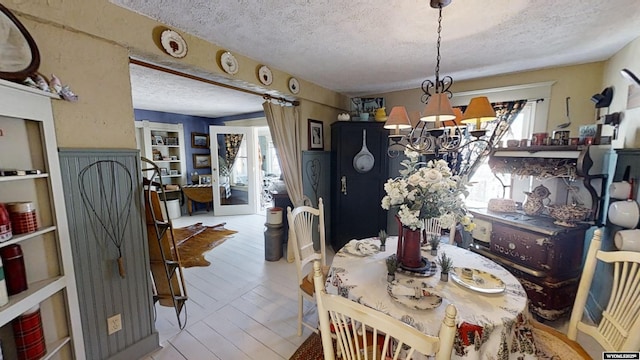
top-left (220, 51), bottom-right (239, 75)
top-left (160, 29), bottom-right (187, 58)
top-left (288, 77), bottom-right (300, 94)
top-left (258, 65), bottom-right (273, 86)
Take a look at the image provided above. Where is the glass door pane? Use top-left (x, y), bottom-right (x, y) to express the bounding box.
top-left (210, 126), bottom-right (257, 215)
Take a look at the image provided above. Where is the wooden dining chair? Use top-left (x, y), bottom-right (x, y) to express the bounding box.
top-left (287, 198), bottom-right (327, 336)
top-left (423, 218), bottom-right (442, 241)
top-left (312, 260), bottom-right (457, 360)
top-left (565, 228), bottom-right (640, 351)
top-left (534, 229), bottom-right (640, 359)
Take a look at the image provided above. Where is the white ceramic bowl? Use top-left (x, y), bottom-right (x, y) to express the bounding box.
top-left (608, 200), bottom-right (640, 229)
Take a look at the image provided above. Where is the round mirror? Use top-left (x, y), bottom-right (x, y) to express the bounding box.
top-left (0, 4), bottom-right (40, 80)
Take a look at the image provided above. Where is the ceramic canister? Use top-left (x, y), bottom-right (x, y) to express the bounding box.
top-left (12, 305), bottom-right (47, 360)
top-left (0, 204), bottom-right (11, 242)
top-left (0, 244), bottom-right (28, 295)
top-left (266, 207), bottom-right (283, 225)
top-left (6, 202), bottom-right (37, 235)
top-left (0, 257), bottom-right (9, 307)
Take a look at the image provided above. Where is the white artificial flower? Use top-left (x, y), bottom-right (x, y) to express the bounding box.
top-left (380, 152), bottom-right (471, 231)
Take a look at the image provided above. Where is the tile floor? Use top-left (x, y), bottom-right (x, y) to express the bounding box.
top-left (142, 212), bottom-right (604, 359)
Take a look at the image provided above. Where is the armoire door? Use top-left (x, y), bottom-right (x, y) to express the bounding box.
top-left (331, 122), bottom-right (388, 251)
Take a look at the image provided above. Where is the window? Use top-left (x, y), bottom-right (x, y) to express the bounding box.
top-left (466, 101), bottom-right (537, 208)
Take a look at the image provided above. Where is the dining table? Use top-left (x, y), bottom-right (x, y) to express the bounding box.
top-left (325, 236), bottom-right (541, 360)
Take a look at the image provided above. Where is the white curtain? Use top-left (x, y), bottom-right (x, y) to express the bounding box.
top-left (263, 101), bottom-right (308, 262)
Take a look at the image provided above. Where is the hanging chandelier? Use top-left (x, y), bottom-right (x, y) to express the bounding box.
top-left (384, 0), bottom-right (496, 157)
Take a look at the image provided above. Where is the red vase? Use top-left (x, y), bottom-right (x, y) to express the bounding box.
top-left (395, 216), bottom-right (423, 268)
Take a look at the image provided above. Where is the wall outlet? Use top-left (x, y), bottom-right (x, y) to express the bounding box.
top-left (107, 314), bottom-right (122, 335)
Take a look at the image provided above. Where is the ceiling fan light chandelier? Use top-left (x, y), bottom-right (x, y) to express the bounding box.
top-left (384, 0), bottom-right (496, 157)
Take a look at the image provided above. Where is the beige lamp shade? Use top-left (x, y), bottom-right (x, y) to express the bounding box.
top-left (408, 110), bottom-right (422, 128)
top-left (461, 96), bottom-right (496, 128)
top-left (440, 107), bottom-right (464, 128)
top-left (420, 93), bottom-right (456, 124)
top-left (384, 106), bottom-right (412, 134)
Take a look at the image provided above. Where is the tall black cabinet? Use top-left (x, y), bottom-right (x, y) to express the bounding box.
top-left (331, 121), bottom-right (389, 251)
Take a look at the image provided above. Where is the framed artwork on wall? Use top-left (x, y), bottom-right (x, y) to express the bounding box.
top-left (308, 119), bottom-right (324, 150)
top-left (193, 154), bottom-right (211, 168)
top-left (191, 132), bottom-right (209, 149)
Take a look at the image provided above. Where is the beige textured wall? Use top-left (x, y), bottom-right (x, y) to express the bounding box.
top-left (376, 62), bottom-right (605, 136)
top-left (7, 0), bottom-right (348, 149)
top-left (602, 36), bottom-right (640, 149)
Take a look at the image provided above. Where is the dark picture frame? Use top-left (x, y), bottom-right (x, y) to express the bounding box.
top-left (193, 154), bottom-right (211, 168)
top-left (308, 119), bottom-right (324, 150)
top-left (191, 132), bottom-right (209, 149)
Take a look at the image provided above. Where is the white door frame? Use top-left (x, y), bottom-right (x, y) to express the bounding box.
top-left (210, 125), bottom-right (258, 215)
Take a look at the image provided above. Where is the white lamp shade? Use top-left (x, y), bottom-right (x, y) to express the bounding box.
top-left (420, 93), bottom-right (456, 123)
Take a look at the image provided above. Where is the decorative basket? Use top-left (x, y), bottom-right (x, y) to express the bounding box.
top-left (488, 198), bottom-right (517, 213)
top-left (546, 204), bottom-right (591, 227)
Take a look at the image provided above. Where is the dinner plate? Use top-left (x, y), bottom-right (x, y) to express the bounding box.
top-left (220, 51), bottom-right (239, 75)
top-left (387, 279), bottom-right (442, 310)
top-left (258, 65), bottom-right (273, 85)
top-left (342, 239), bottom-right (379, 257)
top-left (450, 267), bottom-right (506, 294)
top-left (160, 29), bottom-right (188, 58)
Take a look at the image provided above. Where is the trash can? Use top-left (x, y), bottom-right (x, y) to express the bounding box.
top-left (161, 199), bottom-right (181, 220)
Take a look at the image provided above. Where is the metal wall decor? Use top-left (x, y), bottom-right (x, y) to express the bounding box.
top-left (0, 4), bottom-right (40, 80)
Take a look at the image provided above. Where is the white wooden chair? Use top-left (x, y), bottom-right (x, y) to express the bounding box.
top-left (565, 228), bottom-right (640, 351)
top-left (287, 198), bottom-right (327, 336)
top-left (423, 218), bottom-right (442, 241)
top-left (312, 261), bottom-right (457, 360)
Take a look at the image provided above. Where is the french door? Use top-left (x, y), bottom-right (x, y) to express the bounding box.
top-left (210, 126), bottom-right (258, 215)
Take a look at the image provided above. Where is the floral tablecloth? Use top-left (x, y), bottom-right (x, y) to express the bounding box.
top-left (325, 237), bottom-right (541, 359)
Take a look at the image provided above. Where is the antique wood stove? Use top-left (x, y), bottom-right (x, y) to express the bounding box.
top-left (469, 144), bottom-right (609, 321)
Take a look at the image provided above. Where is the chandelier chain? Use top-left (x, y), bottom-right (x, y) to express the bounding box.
top-left (435, 4), bottom-right (442, 90)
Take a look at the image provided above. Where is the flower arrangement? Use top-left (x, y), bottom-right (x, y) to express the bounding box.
top-left (381, 149), bottom-right (476, 232)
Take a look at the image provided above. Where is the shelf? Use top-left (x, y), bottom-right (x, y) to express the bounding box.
top-left (0, 173), bottom-right (49, 182)
top-left (43, 337), bottom-right (71, 360)
top-left (0, 226), bottom-right (56, 248)
top-left (0, 277), bottom-right (66, 328)
top-left (135, 120), bottom-right (187, 187)
top-left (0, 78), bottom-right (85, 358)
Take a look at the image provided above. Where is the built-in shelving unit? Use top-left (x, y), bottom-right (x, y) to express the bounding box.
top-left (135, 120), bottom-right (187, 187)
top-left (0, 79), bottom-right (85, 358)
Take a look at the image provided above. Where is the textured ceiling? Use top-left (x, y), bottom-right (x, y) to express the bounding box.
top-left (116, 0), bottom-right (640, 118)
